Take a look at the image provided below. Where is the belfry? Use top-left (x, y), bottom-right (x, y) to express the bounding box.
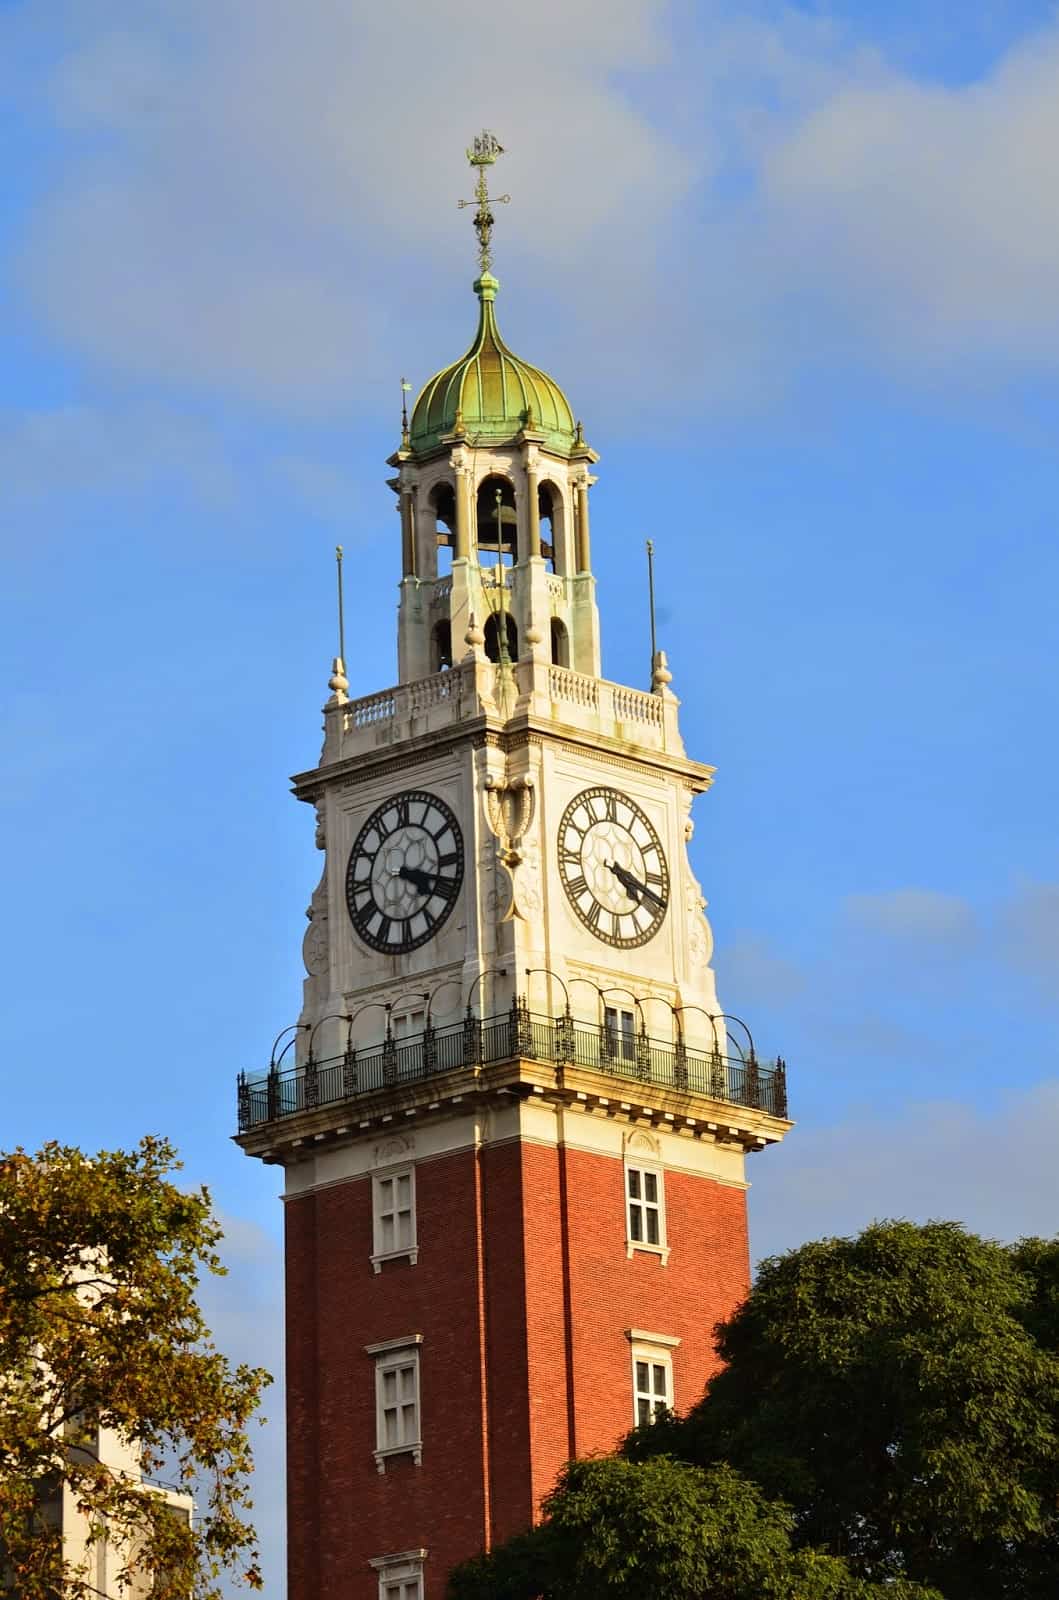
top-left (236, 132), bottom-right (792, 1600)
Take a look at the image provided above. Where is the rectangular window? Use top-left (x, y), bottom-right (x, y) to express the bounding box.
top-left (367, 1337), bottom-right (423, 1471)
top-left (605, 1006), bottom-right (636, 1062)
top-left (393, 1009), bottom-right (424, 1040)
top-left (382, 1581), bottom-right (420, 1600)
top-left (370, 1550), bottom-right (427, 1600)
top-left (626, 1329), bottom-right (680, 1428)
top-left (626, 1164), bottom-right (664, 1252)
top-left (633, 1354), bottom-right (672, 1426)
top-left (372, 1167), bottom-right (417, 1270)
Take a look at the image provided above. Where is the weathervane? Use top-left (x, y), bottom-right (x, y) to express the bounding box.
top-left (458, 130), bottom-right (509, 275)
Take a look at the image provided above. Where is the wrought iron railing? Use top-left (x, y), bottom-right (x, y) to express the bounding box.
top-left (237, 1006), bottom-right (789, 1133)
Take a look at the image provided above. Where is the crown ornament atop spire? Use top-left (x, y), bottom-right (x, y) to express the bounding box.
top-left (458, 130), bottom-right (510, 276)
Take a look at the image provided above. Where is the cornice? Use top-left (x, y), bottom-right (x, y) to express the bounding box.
top-left (291, 710), bottom-right (714, 801)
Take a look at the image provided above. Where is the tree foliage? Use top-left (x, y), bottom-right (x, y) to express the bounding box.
top-left (452, 1221), bottom-right (1059, 1599)
top-left (0, 1136), bottom-right (271, 1598)
top-left (628, 1221), bottom-right (1059, 1599)
top-left (448, 1457), bottom-right (940, 1600)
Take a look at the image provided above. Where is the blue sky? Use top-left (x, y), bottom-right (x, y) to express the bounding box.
top-left (3, 2), bottom-right (1059, 1591)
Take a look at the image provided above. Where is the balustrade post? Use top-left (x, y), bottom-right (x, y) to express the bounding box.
top-left (673, 1035), bottom-right (688, 1091)
top-left (463, 1005), bottom-right (483, 1069)
top-left (304, 1055), bottom-right (319, 1110)
top-left (556, 1006), bottom-right (575, 1065)
top-left (774, 1056), bottom-right (788, 1119)
top-left (635, 1026), bottom-right (651, 1082)
top-left (509, 994), bottom-right (532, 1059)
top-left (709, 1048), bottom-right (725, 1102)
top-left (266, 1066), bottom-right (279, 1123)
top-left (745, 1050), bottom-right (760, 1110)
top-left (382, 1022), bottom-right (398, 1087)
top-left (342, 1045), bottom-right (358, 1099)
top-left (237, 1072), bottom-right (250, 1132)
top-left (422, 1020), bottom-right (437, 1077)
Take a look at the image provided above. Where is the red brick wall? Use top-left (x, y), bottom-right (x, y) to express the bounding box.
top-left (284, 1135), bottom-right (750, 1599)
top-left (285, 1150), bottom-right (492, 1600)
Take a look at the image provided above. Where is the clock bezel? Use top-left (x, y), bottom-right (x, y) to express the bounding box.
top-left (345, 788), bottom-right (465, 955)
top-left (557, 785), bottom-right (669, 949)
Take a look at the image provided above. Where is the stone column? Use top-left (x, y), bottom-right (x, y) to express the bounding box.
top-left (400, 488), bottom-right (416, 577)
top-left (575, 477), bottom-right (591, 573)
top-left (525, 463), bottom-right (541, 560)
top-left (454, 465), bottom-right (471, 559)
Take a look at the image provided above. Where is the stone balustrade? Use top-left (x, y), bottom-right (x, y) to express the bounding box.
top-left (321, 658), bottom-right (682, 764)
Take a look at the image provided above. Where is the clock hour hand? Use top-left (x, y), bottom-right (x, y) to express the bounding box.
top-left (607, 861), bottom-right (666, 912)
top-left (398, 865), bottom-right (434, 895)
top-left (398, 865), bottom-right (457, 900)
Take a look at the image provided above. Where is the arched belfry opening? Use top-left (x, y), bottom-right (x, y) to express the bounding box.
top-left (538, 481), bottom-right (561, 572)
top-left (483, 611), bottom-right (518, 664)
top-left (432, 619), bottom-right (453, 671)
top-left (476, 475), bottom-right (517, 565)
top-left (431, 481), bottom-right (457, 577)
top-left (550, 617), bottom-right (569, 667)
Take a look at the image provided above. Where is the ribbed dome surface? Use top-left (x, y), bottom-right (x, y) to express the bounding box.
top-left (409, 275), bottom-right (576, 454)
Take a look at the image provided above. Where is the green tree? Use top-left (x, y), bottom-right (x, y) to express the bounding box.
top-left (448, 1457), bottom-right (940, 1600)
top-left (0, 1136), bottom-right (271, 1599)
top-left (629, 1220), bottom-right (1059, 1598)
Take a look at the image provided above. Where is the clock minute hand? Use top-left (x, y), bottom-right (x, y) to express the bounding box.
top-left (607, 861), bottom-right (666, 913)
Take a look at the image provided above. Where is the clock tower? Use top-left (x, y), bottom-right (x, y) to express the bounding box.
top-left (236, 133), bottom-right (792, 1600)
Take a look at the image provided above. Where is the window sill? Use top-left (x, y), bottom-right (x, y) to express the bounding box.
top-left (626, 1239), bottom-right (670, 1265)
top-left (371, 1247), bottom-right (419, 1275)
top-left (373, 1443), bottom-right (422, 1475)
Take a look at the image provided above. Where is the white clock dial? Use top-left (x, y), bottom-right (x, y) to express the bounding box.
top-left (558, 786), bottom-right (669, 948)
top-left (346, 790), bottom-right (464, 953)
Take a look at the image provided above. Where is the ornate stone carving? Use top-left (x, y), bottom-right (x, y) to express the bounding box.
top-left (482, 768), bottom-right (539, 923)
top-left (302, 868), bottom-right (330, 979)
top-left (482, 771), bottom-right (535, 866)
top-left (374, 1135), bottom-right (414, 1167)
top-left (680, 806), bottom-right (714, 967)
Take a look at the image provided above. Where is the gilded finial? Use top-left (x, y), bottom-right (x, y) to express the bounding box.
top-left (458, 130), bottom-right (510, 276)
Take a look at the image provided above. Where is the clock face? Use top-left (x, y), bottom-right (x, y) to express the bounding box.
top-left (558, 786), bottom-right (669, 948)
top-left (346, 790), bottom-right (464, 954)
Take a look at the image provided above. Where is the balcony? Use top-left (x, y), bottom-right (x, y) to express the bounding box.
top-left (236, 1006), bottom-right (789, 1135)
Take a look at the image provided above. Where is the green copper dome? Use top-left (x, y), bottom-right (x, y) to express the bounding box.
top-left (409, 274), bottom-right (576, 455)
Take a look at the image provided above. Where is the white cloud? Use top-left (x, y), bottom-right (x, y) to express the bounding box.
top-left (717, 935), bottom-right (807, 1007)
top-left (12, 5), bottom-right (1059, 425)
top-left (17, 0), bottom-right (688, 411)
top-left (999, 880), bottom-right (1059, 990)
top-left (0, 405), bottom-right (237, 525)
top-left (749, 1078), bottom-right (1059, 1263)
top-left (843, 887), bottom-right (979, 943)
top-left (739, 20), bottom-right (1059, 373)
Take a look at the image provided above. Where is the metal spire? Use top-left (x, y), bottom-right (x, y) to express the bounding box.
top-left (399, 377), bottom-right (412, 449)
top-left (458, 130), bottom-right (510, 275)
top-left (646, 539), bottom-right (658, 670)
top-left (335, 543), bottom-right (346, 669)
